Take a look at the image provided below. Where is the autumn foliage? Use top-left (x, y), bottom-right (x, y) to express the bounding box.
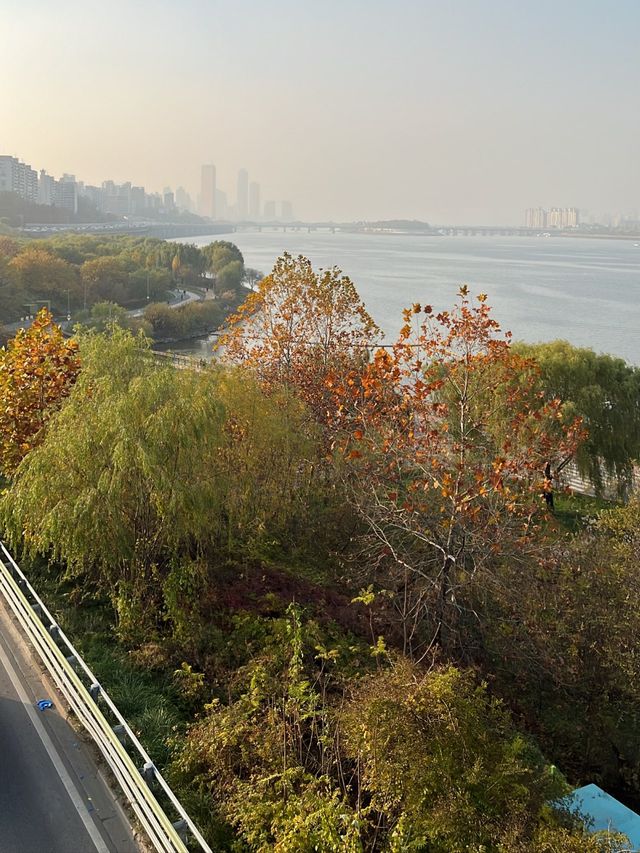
top-left (0, 308), bottom-right (80, 475)
top-left (218, 253), bottom-right (380, 425)
top-left (217, 263), bottom-right (586, 655)
top-left (342, 287), bottom-right (584, 654)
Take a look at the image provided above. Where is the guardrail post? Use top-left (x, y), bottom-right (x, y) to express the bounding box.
top-left (172, 819), bottom-right (189, 843)
top-left (141, 761), bottom-right (156, 785)
top-left (89, 682), bottom-right (101, 701)
top-left (112, 724), bottom-right (127, 746)
top-left (49, 623), bottom-right (60, 641)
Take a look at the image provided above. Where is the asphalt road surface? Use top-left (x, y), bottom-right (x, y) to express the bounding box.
top-left (0, 601), bottom-right (138, 853)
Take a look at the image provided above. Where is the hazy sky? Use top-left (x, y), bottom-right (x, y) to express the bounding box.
top-left (2, 0), bottom-right (638, 224)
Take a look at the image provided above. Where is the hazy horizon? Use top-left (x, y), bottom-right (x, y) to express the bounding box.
top-left (2, 0), bottom-right (639, 224)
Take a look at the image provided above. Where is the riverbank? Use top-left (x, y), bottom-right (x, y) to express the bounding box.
top-left (147, 284), bottom-right (250, 351)
top-left (151, 329), bottom-right (220, 348)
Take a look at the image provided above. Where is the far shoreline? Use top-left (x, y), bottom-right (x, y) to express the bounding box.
top-left (168, 228), bottom-right (640, 245)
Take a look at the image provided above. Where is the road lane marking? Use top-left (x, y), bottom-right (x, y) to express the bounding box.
top-left (0, 638), bottom-right (111, 853)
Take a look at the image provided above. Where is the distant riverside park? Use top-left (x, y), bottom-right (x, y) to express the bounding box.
top-left (2, 230), bottom-right (640, 851)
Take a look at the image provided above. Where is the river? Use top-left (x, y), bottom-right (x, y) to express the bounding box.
top-left (168, 231), bottom-right (640, 365)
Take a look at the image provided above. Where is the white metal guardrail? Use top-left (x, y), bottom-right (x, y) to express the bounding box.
top-left (0, 541), bottom-right (212, 853)
top-left (152, 351), bottom-right (208, 371)
top-left (558, 460), bottom-right (639, 500)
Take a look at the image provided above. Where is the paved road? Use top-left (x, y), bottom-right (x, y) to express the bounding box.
top-left (0, 602), bottom-right (138, 853)
top-left (3, 287), bottom-right (204, 334)
top-left (129, 287), bottom-right (202, 318)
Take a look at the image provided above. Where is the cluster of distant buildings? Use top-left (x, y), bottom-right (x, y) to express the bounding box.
top-left (524, 207), bottom-right (579, 229)
top-left (0, 155), bottom-right (81, 213)
top-left (526, 207), bottom-right (640, 231)
top-left (199, 164), bottom-right (293, 222)
top-left (0, 153), bottom-right (294, 223)
top-left (0, 153), bottom-right (178, 218)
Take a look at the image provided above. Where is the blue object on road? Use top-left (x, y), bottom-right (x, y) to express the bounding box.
top-left (36, 699), bottom-right (53, 711)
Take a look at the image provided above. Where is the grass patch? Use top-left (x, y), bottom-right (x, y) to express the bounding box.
top-left (554, 490), bottom-right (615, 532)
top-left (20, 560), bottom-right (186, 768)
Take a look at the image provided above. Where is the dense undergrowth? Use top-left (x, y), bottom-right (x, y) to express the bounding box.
top-left (15, 487), bottom-right (639, 852)
top-left (2, 257), bottom-right (640, 851)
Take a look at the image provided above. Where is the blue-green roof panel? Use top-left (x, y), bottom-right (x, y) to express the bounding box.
top-left (564, 783), bottom-right (640, 850)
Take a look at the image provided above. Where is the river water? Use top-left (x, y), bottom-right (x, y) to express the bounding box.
top-left (169, 231), bottom-right (640, 365)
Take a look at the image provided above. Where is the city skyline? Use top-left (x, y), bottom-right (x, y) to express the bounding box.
top-left (4, 148), bottom-right (638, 228)
top-left (2, 1), bottom-right (639, 224)
top-left (0, 150), bottom-right (297, 222)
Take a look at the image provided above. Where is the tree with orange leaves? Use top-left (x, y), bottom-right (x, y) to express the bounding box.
top-left (0, 309), bottom-right (80, 476)
top-left (217, 253), bottom-right (381, 427)
top-left (343, 287), bottom-right (584, 657)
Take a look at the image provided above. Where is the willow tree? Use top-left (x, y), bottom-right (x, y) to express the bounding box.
top-left (1, 327), bottom-right (320, 637)
top-left (515, 340), bottom-right (640, 496)
top-left (218, 253), bottom-right (381, 428)
top-left (341, 289), bottom-right (583, 657)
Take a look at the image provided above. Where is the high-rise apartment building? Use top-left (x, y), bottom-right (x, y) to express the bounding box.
top-left (36, 169), bottom-right (77, 212)
top-left (525, 207), bottom-right (547, 228)
top-left (0, 157), bottom-right (12, 194)
top-left (281, 200), bottom-right (293, 222)
top-left (59, 174), bottom-right (78, 214)
top-left (0, 155), bottom-right (38, 202)
top-left (102, 180), bottom-right (131, 216)
top-left (200, 164), bottom-right (216, 219)
top-left (83, 185), bottom-right (104, 210)
top-left (546, 208), bottom-right (563, 229)
top-left (237, 169), bottom-right (249, 220)
top-left (249, 181), bottom-right (261, 219)
top-left (38, 170), bottom-right (57, 205)
top-left (563, 207), bottom-right (579, 228)
top-left (264, 200), bottom-right (276, 220)
top-left (130, 186), bottom-right (147, 215)
top-left (525, 207), bottom-right (579, 229)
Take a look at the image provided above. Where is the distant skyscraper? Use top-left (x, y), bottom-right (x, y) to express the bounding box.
top-left (200, 164), bottom-right (216, 219)
top-left (237, 169), bottom-right (249, 220)
top-left (264, 200), bottom-right (276, 220)
top-left (215, 189), bottom-right (228, 220)
top-left (249, 181), bottom-right (261, 219)
top-left (175, 186), bottom-right (193, 212)
top-left (281, 200), bottom-right (293, 222)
